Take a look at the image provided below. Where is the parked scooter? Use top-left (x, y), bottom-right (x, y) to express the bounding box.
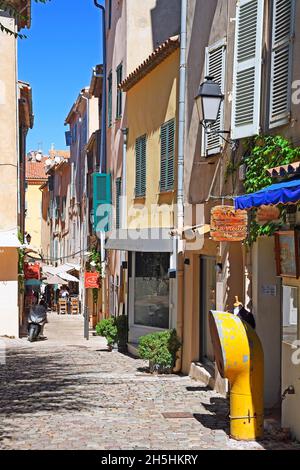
top-left (28, 300), bottom-right (48, 342)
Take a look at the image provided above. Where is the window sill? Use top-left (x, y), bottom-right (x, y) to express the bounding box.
top-left (158, 189), bottom-right (176, 196)
top-left (133, 195), bottom-right (146, 202)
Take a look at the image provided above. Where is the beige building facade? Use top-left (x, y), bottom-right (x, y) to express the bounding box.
top-left (0, 1), bottom-right (32, 337)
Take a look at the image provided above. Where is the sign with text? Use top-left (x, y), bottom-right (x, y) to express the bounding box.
top-left (210, 206), bottom-right (248, 242)
top-left (256, 205), bottom-right (281, 225)
top-left (24, 262), bottom-right (40, 280)
top-left (84, 272), bottom-right (100, 289)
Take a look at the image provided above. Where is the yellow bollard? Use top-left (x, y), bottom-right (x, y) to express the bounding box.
top-left (209, 311), bottom-right (264, 441)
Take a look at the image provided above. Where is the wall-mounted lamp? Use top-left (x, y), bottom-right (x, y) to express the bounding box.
top-left (195, 76), bottom-right (238, 151)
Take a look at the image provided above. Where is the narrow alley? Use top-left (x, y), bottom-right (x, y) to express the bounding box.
top-left (0, 314), bottom-right (299, 451)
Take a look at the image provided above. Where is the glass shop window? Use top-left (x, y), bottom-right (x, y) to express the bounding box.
top-left (134, 252), bottom-right (170, 329)
top-left (282, 286), bottom-right (299, 344)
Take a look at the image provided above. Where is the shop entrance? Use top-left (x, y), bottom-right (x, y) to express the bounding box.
top-left (200, 256), bottom-right (216, 363)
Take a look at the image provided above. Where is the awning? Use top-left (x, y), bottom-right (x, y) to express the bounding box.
top-left (58, 272), bottom-right (79, 283)
top-left (43, 274), bottom-right (68, 285)
top-left (105, 228), bottom-right (173, 252)
top-left (0, 230), bottom-right (21, 248)
top-left (235, 179), bottom-right (300, 210)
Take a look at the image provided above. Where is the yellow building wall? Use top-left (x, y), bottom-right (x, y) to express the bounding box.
top-left (26, 184), bottom-right (43, 252)
top-left (126, 50), bottom-right (179, 230)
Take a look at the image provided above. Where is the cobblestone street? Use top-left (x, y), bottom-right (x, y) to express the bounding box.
top-left (0, 313), bottom-right (299, 451)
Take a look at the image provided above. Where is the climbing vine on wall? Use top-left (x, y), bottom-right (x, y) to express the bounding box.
top-left (242, 135), bottom-right (300, 245)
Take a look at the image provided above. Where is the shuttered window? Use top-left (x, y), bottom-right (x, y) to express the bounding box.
top-left (93, 173), bottom-right (112, 233)
top-left (231, 0), bottom-right (265, 139)
top-left (269, 0), bottom-right (295, 128)
top-left (203, 41), bottom-right (226, 156)
top-left (116, 64), bottom-right (123, 119)
top-left (135, 135), bottom-right (147, 197)
top-left (116, 177), bottom-right (122, 229)
top-left (108, 72), bottom-right (112, 127)
top-left (160, 119), bottom-right (175, 192)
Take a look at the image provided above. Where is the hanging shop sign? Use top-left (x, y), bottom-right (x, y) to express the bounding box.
top-left (274, 230), bottom-right (300, 278)
top-left (84, 272), bottom-right (100, 289)
top-left (210, 206), bottom-right (248, 242)
top-left (256, 205), bottom-right (281, 225)
top-left (24, 262), bottom-right (40, 280)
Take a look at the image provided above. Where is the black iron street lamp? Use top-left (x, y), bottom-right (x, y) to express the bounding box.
top-left (195, 76), bottom-right (237, 150)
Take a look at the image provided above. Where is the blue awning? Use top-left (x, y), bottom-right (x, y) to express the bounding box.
top-left (235, 179), bottom-right (300, 210)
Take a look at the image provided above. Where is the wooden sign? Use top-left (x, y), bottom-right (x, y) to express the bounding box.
top-left (84, 272), bottom-right (100, 289)
top-left (24, 262), bottom-right (40, 280)
top-left (256, 205), bottom-right (281, 225)
top-left (210, 206), bottom-right (248, 242)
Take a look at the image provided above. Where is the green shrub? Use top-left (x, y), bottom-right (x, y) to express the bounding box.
top-left (138, 329), bottom-right (181, 373)
top-left (95, 318), bottom-right (117, 347)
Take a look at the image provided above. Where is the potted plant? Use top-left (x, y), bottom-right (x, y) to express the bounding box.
top-left (115, 314), bottom-right (128, 353)
top-left (138, 329), bottom-right (181, 374)
top-left (95, 318), bottom-right (118, 351)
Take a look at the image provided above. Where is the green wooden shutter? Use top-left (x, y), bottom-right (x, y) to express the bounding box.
top-left (160, 119), bottom-right (175, 192)
top-left (135, 135), bottom-right (146, 197)
top-left (269, 0), bottom-right (295, 128)
top-left (93, 173), bottom-right (112, 233)
top-left (116, 177), bottom-right (122, 229)
top-left (108, 72), bottom-right (112, 127)
top-left (116, 64), bottom-right (123, 119)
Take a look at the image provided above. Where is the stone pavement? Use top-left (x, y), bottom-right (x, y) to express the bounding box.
top-left (0, 313), bottom-right (299, 451)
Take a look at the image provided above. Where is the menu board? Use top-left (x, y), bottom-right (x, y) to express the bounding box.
top-left (275, 231), bottom-right (299, 278)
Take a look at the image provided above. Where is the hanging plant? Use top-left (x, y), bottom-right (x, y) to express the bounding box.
top-left (241, 135), bottom-right (300, 245)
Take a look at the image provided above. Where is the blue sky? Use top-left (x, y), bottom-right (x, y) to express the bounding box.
top-left (18, 0), bottom-right (103, 154)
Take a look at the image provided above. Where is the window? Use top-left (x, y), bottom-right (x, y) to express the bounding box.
top-left (231, 0), bottom-right (264, 140)
top-left (115, 177), bottom-right (122, 229)
top-left (160, 119), bottom-right (175, 192)
top-left (134, 252), bottom-right (170, 329)
top-left (269, 0), bottom-right (295, 128)
top-left (93, 173), bottom-right (112, 233)
top-left (202, 41), bottom-right (226, 156)
top-left (282, 286), bottom-right (299, 344)
top-left (61, 196), bottom-right (67, 222)
top-left (72, 123), bottom-right (77, 144)
top-left (55, 196), bottom-right (60, 220)
top-left (108, 72), bottom-right (112, 127)
top-left (135, 135), bottom-right (146, 197)
top-left (116, 63), bottom-right (123, 119)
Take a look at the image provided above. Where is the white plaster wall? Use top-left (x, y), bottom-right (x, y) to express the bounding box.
top-left (252, 237), bottom-right (282, 408)
top-left (0, 281), bottom-right (19, 338)
top-left (282, 342), bottom-right (300, 440)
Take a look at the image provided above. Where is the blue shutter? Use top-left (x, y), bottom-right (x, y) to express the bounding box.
top-left (93, 173), bottom-right (112, 233)
top-left (65, 131), bottom-right (72, 147)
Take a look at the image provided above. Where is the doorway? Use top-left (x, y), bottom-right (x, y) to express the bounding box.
top-left (200, 256), bottom-right (216, 363)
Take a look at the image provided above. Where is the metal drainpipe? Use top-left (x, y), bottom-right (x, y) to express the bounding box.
top-left (93, 1), bottom-right (107, 173)
top-left (121, 128), bottom-right (128, 316)
top-left (174, 0), bottom-right (187, 373)
top-left (92, 67), bottom-right (104, 172)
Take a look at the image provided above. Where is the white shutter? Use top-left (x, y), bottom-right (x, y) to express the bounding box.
top-left (231, 0), bottom-right (264, 140)
top-left (269, 0), bottom-right (295, 128)
top-left (202, 40), bottom-right (226, 156)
